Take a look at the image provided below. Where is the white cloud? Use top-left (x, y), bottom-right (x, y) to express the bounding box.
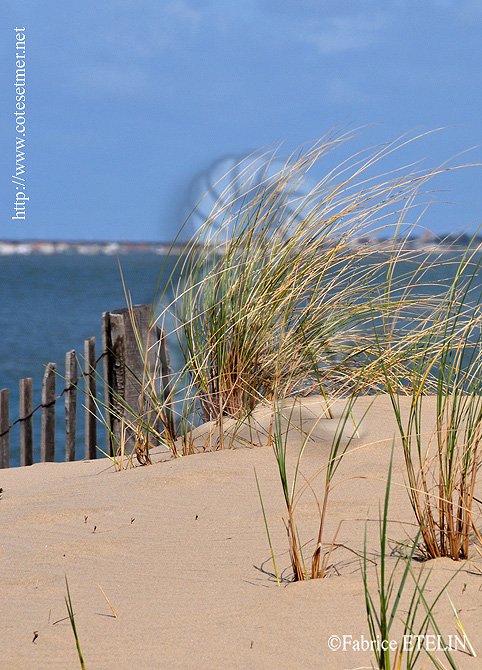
top-left (68, 1), bottom-right (207, 96)
top-left (77, 0), bottom-right (205, 64)
top-left (73, 64), bottom-right (151, 96)
top-left (296, 12), bottom-right (388, 54)
top-left (163, 0), bottom-right (203, 33)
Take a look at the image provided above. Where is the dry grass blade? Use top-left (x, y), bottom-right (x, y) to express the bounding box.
top-left (446, 592), bottom-right (476, 657)
top-left (98, 584), bottom-right (118, 618)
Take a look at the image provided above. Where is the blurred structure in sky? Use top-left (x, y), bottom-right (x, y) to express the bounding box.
top-left (180, 149), bottom-right (317, 241)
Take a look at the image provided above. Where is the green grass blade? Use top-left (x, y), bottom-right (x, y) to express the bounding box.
top-left (254, 467), bottom-right (280, 586)
top-left (65, 576), bottom-right (86, 670)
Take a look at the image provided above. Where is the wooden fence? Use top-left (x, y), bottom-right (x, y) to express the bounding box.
top-left (0, 305), bottom-right (173, 469)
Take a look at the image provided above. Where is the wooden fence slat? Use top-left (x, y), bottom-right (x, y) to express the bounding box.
top-left (0, 388), bottom-right (9, 469)
top-left (41, 363), bottom-right (56, 462)
top-left (102, 312), bottom-right (113, 456)
top-left (102, 305), bottom-right (155, 454)
top-left (84, 337), bottom-right (97, 460)
top-left (65, 351), bottom-right (77, 462)
top-left (20, 378), bottom-right (33, 466)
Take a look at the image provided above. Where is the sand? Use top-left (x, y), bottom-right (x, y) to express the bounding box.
top-left (1, 395), bottom-right (481, 669)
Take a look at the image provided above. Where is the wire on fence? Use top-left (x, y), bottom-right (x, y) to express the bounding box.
top-left (0, 351), bottom-right (106, 438)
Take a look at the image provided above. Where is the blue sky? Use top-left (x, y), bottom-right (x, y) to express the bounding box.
top-left (1, 0), bottom-right (481, 241)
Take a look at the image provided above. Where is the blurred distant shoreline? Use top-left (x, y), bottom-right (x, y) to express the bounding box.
top-left (0, 232), bottom-right (481, 256)
top-left (0, 240), bottom-right (186, 256)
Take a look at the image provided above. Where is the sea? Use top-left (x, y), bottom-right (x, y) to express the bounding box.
top-left (1, 250), bottom-right (481, 468)
top-left (0, 253), bottom-right (183, 467)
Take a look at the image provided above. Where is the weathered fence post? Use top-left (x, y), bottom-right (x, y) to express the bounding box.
top-left (84, 337), bottom-right (97, 460)
top-left (101, 313), bottom-right (111, 455)
top-left (65, 351), bottom-right (77, 462)
top-left (41, 363), bottom-right (56, 462)
top-left (0, 389), bottom-right (9, 469)
top-left (20, 378), bottom-right (33, 466)
top-left (102, 305), bottom-right (157, 455)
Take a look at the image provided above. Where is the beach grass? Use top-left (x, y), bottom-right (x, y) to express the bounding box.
top-left (141, 131), bottom-right (470, 447)
top-left (91, 131), bottom-right (478, 465)
top-left (378, 242), bottom-right (482, 560)
top-left (65, 576), bottom-right (86, 670)
top-left (173, 142), bottom-right (420, 424)
top-left (260, 391), bottom-right (365, 581)
top-left (362, 447), bottom-right (459, 670)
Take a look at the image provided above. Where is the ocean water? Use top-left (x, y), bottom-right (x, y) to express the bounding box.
top-left (0, 254), bottom-right (183, 467)
top-left (1, 251), bottom-right (481, 468)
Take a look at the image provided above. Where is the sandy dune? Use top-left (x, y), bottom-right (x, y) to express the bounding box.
top-left (1, 395), bottom-right (481, 669)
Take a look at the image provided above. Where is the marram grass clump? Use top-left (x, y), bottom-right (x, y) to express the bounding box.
top-left (170, 130), bottom-right (464, 430)
top-left (380, 244), bottom-right (482, 560)
top-left (96, 129), bottom-right (479, 469)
